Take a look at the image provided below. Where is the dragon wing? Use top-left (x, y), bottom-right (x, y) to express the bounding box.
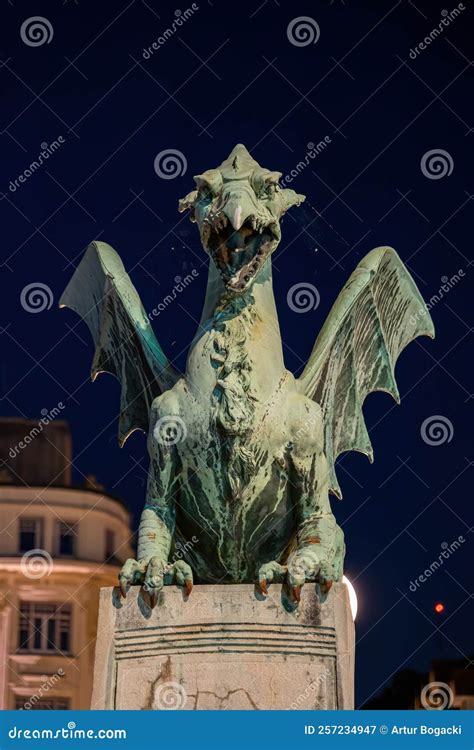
top-left (298, 246), bottom-right (435, 498)
top-left (60, 241), bottom-right (180, 445)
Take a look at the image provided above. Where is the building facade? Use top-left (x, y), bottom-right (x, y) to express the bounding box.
top-left (0, 418), bottom-right (134, 709)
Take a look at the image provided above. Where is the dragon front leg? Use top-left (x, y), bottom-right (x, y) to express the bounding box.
top-left (286, 513), bottom-right (345, 603)
top-left (119, 508), bottom-right (193, 607)
top-left (118, 398), bottom-right (194, 606)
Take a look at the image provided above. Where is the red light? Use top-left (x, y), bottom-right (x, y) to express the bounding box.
top-left (434, 602), bottom-right (445, 614)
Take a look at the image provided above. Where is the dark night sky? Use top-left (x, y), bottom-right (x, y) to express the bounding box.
top-left (0, 0), bottom-right (472, 707)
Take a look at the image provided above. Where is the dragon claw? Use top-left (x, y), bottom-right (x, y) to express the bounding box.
top-left (291, 585), bottom-right (302, 603)
top-left (119, 580), bottom-right (127, 598)
top-left (185, 580), bottom-right (193, 597)
top-left (319, 580), bottom-right (333, 595)
top-left (257, 562), bottom-right (287, 596)
top-left (149, 589), bottom-right (158, 608)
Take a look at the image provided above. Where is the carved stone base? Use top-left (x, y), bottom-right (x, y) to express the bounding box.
top-left (91, 584), bottom-right (354, 710)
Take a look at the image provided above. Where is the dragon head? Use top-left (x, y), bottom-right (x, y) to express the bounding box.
top-left (179, 144), bottom-right (305, 294)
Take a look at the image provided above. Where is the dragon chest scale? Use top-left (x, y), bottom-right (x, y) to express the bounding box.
top-left (60, 144), bottom-right (434, 606)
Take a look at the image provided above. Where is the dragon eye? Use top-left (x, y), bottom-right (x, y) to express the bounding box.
top-left (195, 180), bottom-right (212, 196)
top-left (194, 170), bottom-right (223, 197)
top-left (256, 179), bottom-right (280, 201)
top-left (264, 181), bottom-right (279, 197)
top-left (252, 169), bottom-right (282, 198)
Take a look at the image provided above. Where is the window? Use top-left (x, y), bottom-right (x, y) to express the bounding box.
top-left (18, 603), bottom-right (72, 654)
top-left (104, 529), bottom-right (115, 561)
top-left (16, 697), bottom-right (69, 710)
top-left (19, 519), bottom-right (43, 552)
top-left (56, 522), bottom-right (76, 557)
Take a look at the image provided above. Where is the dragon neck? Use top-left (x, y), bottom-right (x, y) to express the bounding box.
top-left (187, 258), bottom-right (286, 406)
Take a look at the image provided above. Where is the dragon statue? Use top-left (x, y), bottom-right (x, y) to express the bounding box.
top-left (60, 144), bottom-right (434, 607)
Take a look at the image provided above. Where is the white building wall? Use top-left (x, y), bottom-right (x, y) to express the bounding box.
top-left (0, 486), bottom-right (134, 709)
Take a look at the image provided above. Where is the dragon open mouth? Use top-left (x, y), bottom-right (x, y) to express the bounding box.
top-left (205, 217), bottom-right (279, 293)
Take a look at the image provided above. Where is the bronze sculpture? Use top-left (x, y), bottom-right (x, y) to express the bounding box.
top-left (61, 144), bottom-right (434, 607)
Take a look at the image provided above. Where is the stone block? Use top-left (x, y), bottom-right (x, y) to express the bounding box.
top-left (91, 583), bottom-right (354, 710)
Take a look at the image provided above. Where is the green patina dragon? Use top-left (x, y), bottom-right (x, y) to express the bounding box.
top-left (61, 144), bottom-right (434, 607)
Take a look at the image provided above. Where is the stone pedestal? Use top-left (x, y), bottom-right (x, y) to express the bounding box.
top-left (91, 584), bottom-right (354, 710)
